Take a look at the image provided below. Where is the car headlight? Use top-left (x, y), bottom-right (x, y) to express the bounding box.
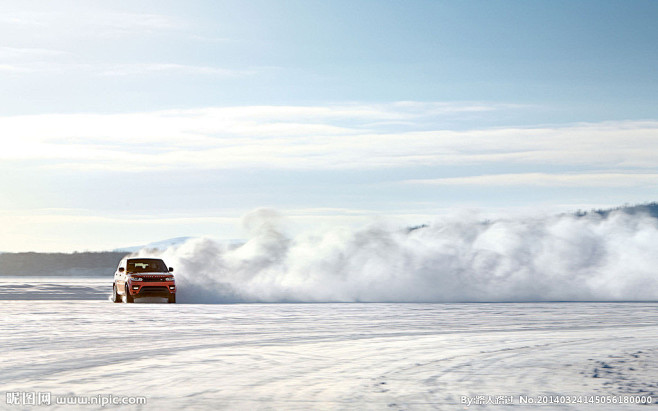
top-left (130, 276), bottom-right (143, 281)
top-left (165, 277), bottom-right (175, 281)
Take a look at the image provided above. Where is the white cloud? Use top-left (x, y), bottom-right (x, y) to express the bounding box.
top-left (1, 105), bottom-right (657, 174)
top-left (89, 12), bottom-right (183, 35)
top-left (0, 42), bottom-right (251, 78)
top-left (0, 60), bottom-right (252, 77)
top-left (404, 173), bottom-right (658, 187)
top-left (0, 10), bottom-right (182, 37)
top-left (0, 47), bottom-right (70, 73)
top-left (0, 47), bottom-right (68, 59)
top-left (97, 63), bottom-right (258, 77)
top-left (0, 63), bottom-right (33, 73)
top-left (0, 7), bottom-right (231, 79)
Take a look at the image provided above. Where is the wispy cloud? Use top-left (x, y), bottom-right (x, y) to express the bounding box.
top-left (97, 63), bottom-right (258, 77)
top-left (1, 105), bottom-right (656, 177)
top-left (0, 46), bottom-right (68, 59)
top-left (0, 63), bottom-right (33, 73)
top-left (88, 12), bottom-right (183, 36)
top-left (0, 60), bottom-right (257, 77)
top-left (0, 6), bottom-right (241, 80)
top-left (0, 7), bottom-right (202, 77)
top-left (404, 173), bottom-right (658, 187)
top-left (0, 46), bottom-right (70, 73)
top-left (0, 10), bottom-right (182, 37)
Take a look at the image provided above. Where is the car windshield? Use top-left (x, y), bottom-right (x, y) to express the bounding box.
top-left (127, 259), bottom-right (168, 273)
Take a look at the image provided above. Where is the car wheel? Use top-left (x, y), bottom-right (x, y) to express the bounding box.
top-left (168, 294), bottom-right (176, 304)
top-left (112, 284), bottom-right (121, 303)
top-left (124, 284), bottom-right (134, 303)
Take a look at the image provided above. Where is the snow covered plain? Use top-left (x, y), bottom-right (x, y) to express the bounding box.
top-left (1, 278), bottom-right (657, 410)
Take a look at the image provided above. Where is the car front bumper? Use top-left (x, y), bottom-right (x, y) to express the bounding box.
top-left (129, 282), bottom-right (176, 297)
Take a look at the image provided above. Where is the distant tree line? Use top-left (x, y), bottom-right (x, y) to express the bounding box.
top-left (0, 252), bottom-right (128, 276)
top-left (574, 202), bottom-right (658, 219)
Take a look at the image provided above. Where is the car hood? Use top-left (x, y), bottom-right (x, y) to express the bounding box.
top-left (128, 272), bottom-right (173, 279)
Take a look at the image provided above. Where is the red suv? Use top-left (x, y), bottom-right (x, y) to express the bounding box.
top-left (112, 258), bottom-right (176, 303)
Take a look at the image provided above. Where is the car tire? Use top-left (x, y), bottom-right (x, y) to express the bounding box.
top-left (112, 284), bottom-right (121, 303)
top-left (124, 284), bottom-right (134, 303)
top-left (168, 294), bottom-right (176, 304)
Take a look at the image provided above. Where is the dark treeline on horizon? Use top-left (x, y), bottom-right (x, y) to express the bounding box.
top-left (0, 252), bottom-right (128, 277)
top-left (575, 202), bottom-right (658, 219)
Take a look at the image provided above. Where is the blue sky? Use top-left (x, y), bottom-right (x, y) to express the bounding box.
top-left (1, 0), bottom-right (657, 251)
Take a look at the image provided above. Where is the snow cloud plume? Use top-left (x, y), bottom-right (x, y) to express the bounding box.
top-left (136, 209), bottom-right (658, 303)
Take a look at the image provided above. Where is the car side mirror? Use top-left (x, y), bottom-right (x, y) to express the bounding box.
top-left (169, 267), bottom-right (174, 272)
top-left (119, 267), bottom-right (125, 273)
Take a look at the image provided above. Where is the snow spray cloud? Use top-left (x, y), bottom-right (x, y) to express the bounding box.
top-left (135, 208), bottom-right (658, 303)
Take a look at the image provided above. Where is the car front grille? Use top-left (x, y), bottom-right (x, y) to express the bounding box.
top-left (139, 286), bottom-right (170, 294)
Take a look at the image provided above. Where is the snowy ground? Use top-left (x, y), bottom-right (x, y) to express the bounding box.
top-left (1, 278), bottom-right (657, 410)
